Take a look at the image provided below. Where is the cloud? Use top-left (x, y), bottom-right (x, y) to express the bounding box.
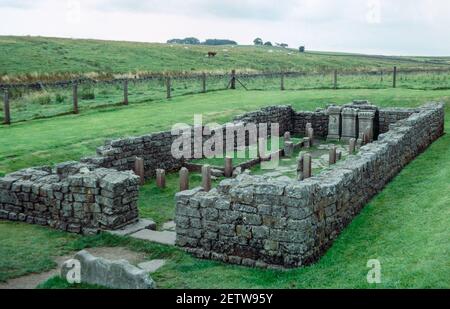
top-left (1, 0), bottom-right (450, 55)
top-left (0, 0), bottom-right (38, 9)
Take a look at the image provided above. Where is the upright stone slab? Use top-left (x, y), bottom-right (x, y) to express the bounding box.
top-left (156, 169), bottom-right (166, 189)
top-left (303, 154), bottom-right (312, 179)
top-left (284, 142), bottom-right (294, 158)
top-left (179, 168), bottom-right (189, 191)
top-left (284, 131), bottom-right (291, 142)
top-left (297, 153), bottom-right (304, 180)
top-left (326, 105), bottom-right (342, 141)
top-left (307, 128), bottom-right (314, 146)
top-left (358, 110), bottom-right (376, 142)
top-left (134, 157), bottom-right (145, 185)
top-left (224, 157), bottom-right (233, 178)
top-left (329, 146), bottom-right (337, 165)
top-left (349, 138), bottom-right (356, 154)
top-left (202, 165), bottom-right (212, 192)
top-left (303, 137), bottom-right (311, 149)
top-left (341, 108), bottom-right (358, 142)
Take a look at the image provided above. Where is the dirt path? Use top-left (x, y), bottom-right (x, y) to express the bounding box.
top-left (0, 247), bottom-right (146, 289)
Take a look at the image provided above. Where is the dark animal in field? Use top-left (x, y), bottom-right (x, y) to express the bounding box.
top-left (208, 52), bottom-right (217, 58)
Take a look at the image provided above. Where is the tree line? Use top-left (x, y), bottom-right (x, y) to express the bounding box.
top-left (167, 37), bottom-right (237, 46)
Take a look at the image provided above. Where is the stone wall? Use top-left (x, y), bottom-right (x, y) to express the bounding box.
top-left (379, 107), bottom-right (418, 133)
top-left (292, 109), bottom-right (328, 138)
top-left (83, 131), bottom-right (184, 179)
top-left (174, 103), bottom-right (445, 268)
top-left (0, 161), bottom-right (140, 234)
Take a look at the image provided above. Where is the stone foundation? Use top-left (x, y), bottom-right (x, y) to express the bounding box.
top-left (0, 162), bottom-right (140, 234)
top-left (175, 103), bottom-right (444, 268)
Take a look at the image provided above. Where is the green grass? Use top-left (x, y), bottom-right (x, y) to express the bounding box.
top-left (28, 128), bottom-right (450, 288)
top-left (0, 88), bottom-right (449, 288)
top-left (2, 36), bottom-right (449, 80)
top-left (1, 88), bottom-right (450, 176)
top-left (139, 172), bottom-right (225, 227)
top-left (2, 36), bottom-right (450, 123)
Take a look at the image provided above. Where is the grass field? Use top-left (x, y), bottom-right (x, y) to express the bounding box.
top-left (0, 88), bottom-right (448, 288)
top-left (2, 36), bottom-right (450, 81)
top-left (1, 88), bottom-right (450, 176)
top-left (0, 38), bottom-right (449, 287)
top-left (2, 36), bottom-right (450, 124)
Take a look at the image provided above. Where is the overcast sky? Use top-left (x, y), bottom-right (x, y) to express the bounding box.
top-left (1, 0), bottom-right (449, 56)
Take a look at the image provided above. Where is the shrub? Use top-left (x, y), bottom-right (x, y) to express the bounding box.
top-left (33, 93), bottom-right (52, 105)
top-left (81, 91), bottom-right (95, 100)
top-left (55, 93), bottom-right (67, 103)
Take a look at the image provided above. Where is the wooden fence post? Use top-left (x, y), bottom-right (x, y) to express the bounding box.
top-left (202, 73), bottom-right (206, 93)
top-left (3, 89), bottom-right (10, 125)
top-left (334, 70), bottom-right (338, 89)
top-left (123, 79), bottom-right (129, 105)
top-left (281, 72), bottom-right (285, 91)
top-left (230, 70), bottom-right (236, 90)
top-left (166, 76), bottom-right (171, 99)
top-left (393, 66), bottom-right (397, 88)
top-left (73, 81), bottom-right (79, 114)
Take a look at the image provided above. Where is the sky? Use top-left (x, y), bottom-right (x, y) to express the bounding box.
top-left (0, 0), bottom-right (449, 56)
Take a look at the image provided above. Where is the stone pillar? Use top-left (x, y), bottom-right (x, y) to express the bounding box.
top-left (326, 106), bottom-right (342, 141)
top-left (358, 110), bottom-right (376, 142)
top-left (349, 138), bottom-right (356, 154)
top-left (284, 141), bottom-right (294, 158)
top-left (356, 134), bottom-right (364, 148)
top-left (134, 157), bottom-right (145, 185)
top-left (156, 169), bottom-right (166, 189)
top-left (179, 167), bottom-right (189, 191)
top-left (297, 153), bottom-right (304, 180)
top-left (202, 165), bottom-right (212, 192)
top-left (224, 157), bottom-right (233, 178)
top-left (284, 131), bottom-right (291, 142)
top-left (329, 146), bottom-right (337, 165)
top-left (303, 137), bottom-right (311, 149)
top-left (341, 108), bottom-right (358, 142)
top-left (258, 138), bottom-right (267, 159)
top-left (307, 128), bottom-right (314, 146)
top-left (303, 154), bottom-right (312, 179)
top-left (305, 123), bottom-right (312, 132)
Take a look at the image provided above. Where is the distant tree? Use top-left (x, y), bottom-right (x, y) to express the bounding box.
top-left (203, 39), bottom-right (237, 46)
top-left (253, 38), bottom-right (263, 46)
top-left (183, 37), bottom-right (200, 45)
top-left (166, 37), bottom-right (200, 45)
top-left (264, 41), bottom-right (273, 46)
top-left (299, 46), bottom-right (305, 53)
top-left (280, 43), bottom-right (289, 48)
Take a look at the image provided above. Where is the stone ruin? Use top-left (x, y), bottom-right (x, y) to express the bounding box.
top-left (174, 101), bottom-right (444, 268)
top-left (0, 100), bottom-right (445, 267)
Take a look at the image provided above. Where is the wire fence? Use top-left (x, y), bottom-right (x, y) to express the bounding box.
top-left (1, 67), bottom-right (450, 124)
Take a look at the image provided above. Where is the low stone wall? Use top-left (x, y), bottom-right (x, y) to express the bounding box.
top-left (83, 131), bottom-right (184, 179)
top-left (292, 109), bottom-right (328, 138)
top-left (174, 103), bottom-right (444, 268)
top-left (0, 162), bottom-right (140, 234)
top-left (379, 107), bottom-right (418, 133)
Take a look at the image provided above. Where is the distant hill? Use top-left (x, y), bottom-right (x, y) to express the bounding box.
top-left (0, 36), bottom-right (449, 82)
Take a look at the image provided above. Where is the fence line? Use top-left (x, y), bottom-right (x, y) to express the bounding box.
top-left (2, 67), bottom-right (450, 124)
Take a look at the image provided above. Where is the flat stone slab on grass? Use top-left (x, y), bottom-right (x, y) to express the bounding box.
top-left (106, 219), bottom-right (156, 236)
top-left (129, 230), bottom-right (176, 246)
top-left (61, 250), bottom-right (155, 289)
top-left (162, 221), bottom-right (176, 231)
top-left (138, 260), bottom-right (167, 273)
